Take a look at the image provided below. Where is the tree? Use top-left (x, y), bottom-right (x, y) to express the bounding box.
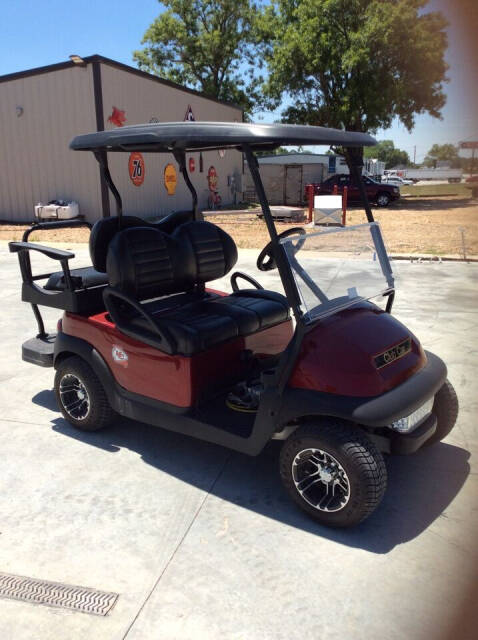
top-left (259, 0), bottom-right (448, 171)
top-left (133, 0), bottom-right (260, 116)
top-left (423, 143), bottom-right (460, 168)
top-left (363, 140), bottom-right (410, 168)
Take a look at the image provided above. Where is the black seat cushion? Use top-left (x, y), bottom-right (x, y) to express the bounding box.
top-left (128, 295), bottom-right (238, 355)
top-left (44, 266), bottom-right (108, 291)
top-left (208, 289), bottom-right (289, 335)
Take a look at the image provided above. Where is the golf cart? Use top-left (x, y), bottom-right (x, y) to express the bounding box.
top-left (9, 122), bottom-right (458, 528)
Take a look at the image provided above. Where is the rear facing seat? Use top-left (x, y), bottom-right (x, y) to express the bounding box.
top-left (44, 210), bottom-right (194, 291)
top-left (104, 220), bottom-right (289, 355)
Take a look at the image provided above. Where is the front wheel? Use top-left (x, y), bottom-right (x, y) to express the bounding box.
top-left (280, 421), bottom-right (387, 527)
top-left (54, 356), bottom-right (115, 431)
top-left (376, 192), bottom-right (391, 207)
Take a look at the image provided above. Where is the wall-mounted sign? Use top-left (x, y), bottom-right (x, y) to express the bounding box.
top-left (184, 105), bottom-right (196, 121)
top-left (128, 152), bottom-right (145, 186)
top-left (189, 157), bottom-right (195, 173)
top-left (164, 163), bottom-right (178, 195)
top-left (218, 149), bottom-right (226, 159)
top-left (108, 106), bottom-right (126, 127)
top-left (207, 166), bottom-right (218, 192)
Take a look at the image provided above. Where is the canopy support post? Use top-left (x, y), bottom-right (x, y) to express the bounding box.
top-left (173, 150), bottom-right (201, 221)
top-left (348, 155), bottom-right (375, 223)
top-left (94, 151), bottom-right (123, 221)
top-left (243, 144), bottom-right (302, 314)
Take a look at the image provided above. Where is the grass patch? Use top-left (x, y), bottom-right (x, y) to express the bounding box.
top-left (401, 183), bottom-right (469, 197)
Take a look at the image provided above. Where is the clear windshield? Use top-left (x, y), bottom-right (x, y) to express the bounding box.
top-left (280, 222), bottom-right (394, 322)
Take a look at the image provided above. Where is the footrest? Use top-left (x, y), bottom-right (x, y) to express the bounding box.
top-left (22, 334), bottom-right (56, 367)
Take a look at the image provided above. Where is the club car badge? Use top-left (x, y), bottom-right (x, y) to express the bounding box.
top-left (374, 337), bottom-right (411, 369)
top-left (112, 345), bottom-right (128, 367)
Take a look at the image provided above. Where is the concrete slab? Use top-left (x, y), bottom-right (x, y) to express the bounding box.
top-left (0, 243), bottom-right (477, 639)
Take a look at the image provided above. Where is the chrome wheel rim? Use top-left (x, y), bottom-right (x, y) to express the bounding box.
top-left (59, 374), bottom-right (90, 421)
top-left (378, 194), bottom-right (388, 206)
top-left (292, 448), bottom-right (351, 512)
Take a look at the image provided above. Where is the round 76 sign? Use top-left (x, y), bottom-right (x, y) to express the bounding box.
top-left (128, 152), bottom-right (145, 186)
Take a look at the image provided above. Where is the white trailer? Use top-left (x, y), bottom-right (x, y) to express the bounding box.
top-left (384, 168), bottom-right (463, 183)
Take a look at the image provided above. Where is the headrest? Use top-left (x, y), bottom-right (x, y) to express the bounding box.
top-left (173, 221), bottom-right (237, 283)
top-left (106, 227), bottom-right (195, 300)
top-left (89, 216), bottom-right (152, 272)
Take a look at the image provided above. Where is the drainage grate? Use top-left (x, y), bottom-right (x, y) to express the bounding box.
top-left (0, 572), bottom-right (118, 616)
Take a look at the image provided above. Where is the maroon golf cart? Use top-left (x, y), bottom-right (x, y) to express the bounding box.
top-left (9, 122), bottom-right (458, 527)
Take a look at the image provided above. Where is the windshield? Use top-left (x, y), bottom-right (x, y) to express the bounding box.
top-left (280, 222), bottom-right (394, 322)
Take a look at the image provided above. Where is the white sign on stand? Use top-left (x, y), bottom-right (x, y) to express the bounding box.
top-left (313, 195), bottom-right (343, 225)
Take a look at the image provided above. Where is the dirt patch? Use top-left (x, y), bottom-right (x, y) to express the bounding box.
top-left (2, 194), bottom-right (477, 256)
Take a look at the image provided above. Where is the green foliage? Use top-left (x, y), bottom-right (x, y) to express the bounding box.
top-left (424, 143), bottom-right (460, 167)
top-left (364, 139), bottom-right (410, 168)
top-left (133, 0), bottom-right (261, 115)
top-left (259, 0), bottom-right (448, 166)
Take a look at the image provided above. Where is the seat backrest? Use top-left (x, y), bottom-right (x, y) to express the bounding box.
top-left (106, 220), bottom-right (237, 301)
top-left (107, 227), bottom-right (195, 300)
top-left (173, 220), bottom-right (237, 283)
top-left (90, 210), bottom-right (195, 273)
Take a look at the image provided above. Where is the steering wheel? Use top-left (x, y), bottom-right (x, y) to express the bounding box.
top-left (257, 227), bottom-right (306, 272)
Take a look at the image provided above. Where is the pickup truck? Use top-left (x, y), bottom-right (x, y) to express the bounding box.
top-left (308, 174), bottom-right (400, 207)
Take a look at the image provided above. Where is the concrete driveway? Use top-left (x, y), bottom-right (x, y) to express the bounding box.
top-left (0, 243), bottom-right (477, 640)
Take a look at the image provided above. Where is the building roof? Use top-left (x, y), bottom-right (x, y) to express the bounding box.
top-left (0, 54), bottom-right (243, 112)
top-left (69, 121), bottom-right (377, 153)
top-left (258, 153), bottom-right (336, 164)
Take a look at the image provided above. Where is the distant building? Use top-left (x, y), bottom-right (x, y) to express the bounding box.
top-left (244, 153), bottom-right (350, 205)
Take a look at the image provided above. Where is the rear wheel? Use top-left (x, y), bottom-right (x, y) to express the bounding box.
top-left (423, 380), bottom-right (458, 447)
top-left (54, 356), bottom-right (114, 431)
top-left (280, 421), bottom-right (387, 527)
top-left (376, 192), bottom-right (391, 207)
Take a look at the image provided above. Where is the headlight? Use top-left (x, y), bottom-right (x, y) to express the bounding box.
top-left (393, 187), bottom-right (399, 193)
top-left (390, 397), bottom-right (434, 433)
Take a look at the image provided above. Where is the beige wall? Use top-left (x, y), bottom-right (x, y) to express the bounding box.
top-left (100, 63), bottom-right (244, 218)
top-left (0, 66), bottom-right (100, 222)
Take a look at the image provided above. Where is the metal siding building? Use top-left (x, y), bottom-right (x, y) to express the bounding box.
top-left (0, 55), bottom-right (243, 223)
top-left (244, 154), bottom-right (327, 205)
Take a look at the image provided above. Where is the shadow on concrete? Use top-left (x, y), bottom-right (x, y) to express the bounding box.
top-left (33, 389), bottom-right (470, 554)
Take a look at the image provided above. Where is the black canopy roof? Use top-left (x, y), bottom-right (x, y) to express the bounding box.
top-left (70, 121), bottom-right (376, 153)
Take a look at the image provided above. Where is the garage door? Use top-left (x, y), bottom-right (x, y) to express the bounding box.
top-left (285, 165), bottom-right (303, 205)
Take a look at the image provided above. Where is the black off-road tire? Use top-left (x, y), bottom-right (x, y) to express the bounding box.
top-left (280, 420), bottom-right (387, 527)
top-left (423, 380), bottom-right (459, 447)
top-left (54, 356), bottom-right (115, 431)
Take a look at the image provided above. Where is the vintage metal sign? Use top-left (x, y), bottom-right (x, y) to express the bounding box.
top-left (128, 152), bottom-right (145, 186)
top-left (184, 105), bottom-right (196, 121)
top-left (107, 106), bottom-right (126, 127)
top-left (164, 163), bottom-right (178, 195)
top-left (207, 166), bottom-right (218, 191)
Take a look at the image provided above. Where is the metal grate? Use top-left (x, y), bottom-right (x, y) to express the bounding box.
top-left (0, 572), bottom-right (118, 616)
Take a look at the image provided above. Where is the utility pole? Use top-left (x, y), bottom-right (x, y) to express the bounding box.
top-left (460, 141), bottom-right (478, 176)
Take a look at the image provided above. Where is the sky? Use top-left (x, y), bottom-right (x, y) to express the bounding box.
top-left (1, 0), bottom-right (476, 163)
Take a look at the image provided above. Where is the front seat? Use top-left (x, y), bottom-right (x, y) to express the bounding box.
top-left (103, 221), bottom-right (290, 356)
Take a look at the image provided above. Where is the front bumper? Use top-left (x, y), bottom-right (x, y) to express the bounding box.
top-left (367, 413), bottom-right (437, 455)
